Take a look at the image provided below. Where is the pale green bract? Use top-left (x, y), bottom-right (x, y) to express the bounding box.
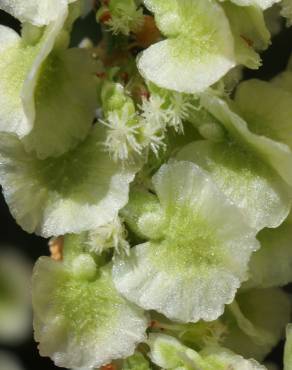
top-left (148, 333), bottom-right (266, 370)
top-left (235, 79), bottom-right (292, 151)
top-left (137, 0), bottom-right (235, 93)
top-left (244, 222), bottom-right (292, 288)
top-left (0, 13), bottom-right (98, 158)
top-left (220, 2), bottom-right (270, 69)
top-left (222, 288), bottom-right (291, 361)
top-left (122, 352), bottom-right (151, 370)
top-left (0, 14), bottom-right (66, 137)
top-left (284, 324), bottom-right (292, 370)
top-left (0, 126), bottom-right (137, 237)
top-left (22, 47), bottom-right (98, 159)
top-left (113, 161), bottom-right (259, 323)
top-left (201, 91), bottom-right (292, 186)
top-left (32, 255), bottom-right (147, 369)
top-left (176, 140), bottom-right (291, 231)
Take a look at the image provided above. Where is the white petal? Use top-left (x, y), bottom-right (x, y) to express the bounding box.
top-left (113, 161), bottom-right (259, 323)
top-left (0, 0), bottom-right (68, 26)
top-left (176, 140), bottom-right (291, 231)
top-left (0, 11), bottom-right (67, 137)
top-left (138, 0), bottom-right (235, 93)
top-left (201, 92), bottom-right (292, 186)
top-left (33, 257), bottom-right (147, 369)
top-left (0, 126), bottom-right (138, 237)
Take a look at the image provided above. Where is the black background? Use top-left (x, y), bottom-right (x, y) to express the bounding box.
top-left (0, 7), bottom-right (292, 370)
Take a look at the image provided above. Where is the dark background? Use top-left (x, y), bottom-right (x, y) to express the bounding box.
top-left (0, 7), bottom-right (292, 370)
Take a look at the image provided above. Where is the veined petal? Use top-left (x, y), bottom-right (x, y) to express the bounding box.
top-left (113, 161), bottom-right (259, 323)
top-left (176, 140), bottom-right (291, 231)
top-left (200, 92), bottom-right (292, 186)
top-left (223, 288), bottom-right (291, 361)
top-left (32, 256), bottom-right (147, 369)
top-left (137, 0), bottom-right (235, 93)
top-left (0, 126), bottom-right (137, 237)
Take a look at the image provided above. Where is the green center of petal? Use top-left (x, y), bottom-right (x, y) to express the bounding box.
top-left (32, 127), bottom-right (108, 200)
top-left (52, 268), bottom-right (121, 342)
top-left (147, 201), bottom-right (223, 274)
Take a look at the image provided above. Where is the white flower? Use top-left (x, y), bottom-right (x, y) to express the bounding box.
top-left (86, 217), bottom-right (130, 256)
top-left (101, 108), bottom-right (142, 162)
top-left (167, 93), bottom-right (194, 133)
top-left (140, 95), bottom-right (168, 129)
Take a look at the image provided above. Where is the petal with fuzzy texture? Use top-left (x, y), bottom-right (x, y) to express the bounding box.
top-left (201, 92), bottom-right (292, 186)
top-left (137, 0), bottom-right (235, 93)
top-left (113, 161), bottom-right (259, 323)
top-left (176, 140), bottom-right (291, 231)
top-left (0, 126), bottom-right (137, 237)
top-left (32, 256), bottom-right (147, 369)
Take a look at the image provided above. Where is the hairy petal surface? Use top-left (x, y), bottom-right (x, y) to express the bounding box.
top-left (137, 0), bottom-right (235, 93)
top-left (0, 126), bottom-right (137, 237)
top-left (32, 256), bottom-right (147, 369)
top-left (201, 92), bottom-right (292, 186)
top-left (176, 140), bottom-right (291, 231)
top-left (113, 161), bottom-right (259, 323)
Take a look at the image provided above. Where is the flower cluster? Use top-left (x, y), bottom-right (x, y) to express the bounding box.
top-left (1, 0), bottom-right (292, 369)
